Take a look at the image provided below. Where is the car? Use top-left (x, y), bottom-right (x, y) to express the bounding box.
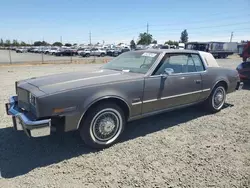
top-left (5, 49), bottom-right (243, 149)
top-left (16, 47), bottom-right (28, 53)
top-left (90, 48), bottom-right (106, 57)
top-left (55, 49), bottom-right (77, 56)
top-left (236, 61), bottom-right (250, 81)
top-left (80, 49), bottom-right (91, 57)
top-left (48, 47), bottom-right (60, 55)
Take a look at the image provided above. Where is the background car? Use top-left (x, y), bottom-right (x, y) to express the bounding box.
top-left (16, 47), bottom-right (28, 53)
top-left (236, 61), bottom-right (250, 81)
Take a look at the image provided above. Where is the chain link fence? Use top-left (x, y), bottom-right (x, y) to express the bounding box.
top-left (0, 47), bottom-right (112, 65)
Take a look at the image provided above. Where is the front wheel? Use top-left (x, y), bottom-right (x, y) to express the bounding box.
top-left (79, 102), bottom-right (125, 149)
top-left (204, 84), bottom-right (226, 113)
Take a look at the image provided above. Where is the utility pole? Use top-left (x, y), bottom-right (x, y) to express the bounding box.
top-left (147, 22), bottom-right (149, 34)
top-left (230, 32), bottom-right (234, 42)
top-left (60, 36), bottom-right (62, 44)
top-left (89, 31), bottom-right (92, 46)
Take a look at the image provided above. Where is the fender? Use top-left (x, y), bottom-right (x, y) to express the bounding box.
top-left (76, 95), bottom-right (130, 129)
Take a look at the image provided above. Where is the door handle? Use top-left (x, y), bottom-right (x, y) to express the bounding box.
top-left (194, 80), bottom-right (201, 84)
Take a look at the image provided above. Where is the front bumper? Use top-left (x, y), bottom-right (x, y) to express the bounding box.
top-left (5, 96), bottom-right (51, 137)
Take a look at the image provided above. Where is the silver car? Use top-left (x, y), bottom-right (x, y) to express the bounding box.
top-left (5, 50), bottom-right (243, 148)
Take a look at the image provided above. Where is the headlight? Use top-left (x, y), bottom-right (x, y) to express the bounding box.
top-left (29, 92), bottom-right (36, 106)
top-left (237, 64), bottom-right (243, 70)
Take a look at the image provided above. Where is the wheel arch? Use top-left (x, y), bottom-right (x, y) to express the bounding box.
top-left (77, 96), bottom-right (130, 129)
top-left (212, 79), bottom-right (228, 92)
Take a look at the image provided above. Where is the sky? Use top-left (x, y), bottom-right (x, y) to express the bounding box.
top-left (0, 0), bottom-right (249, 45)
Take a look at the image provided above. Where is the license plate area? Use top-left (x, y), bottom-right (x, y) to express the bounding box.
top-left (12, 116), bottom-right (24, 131)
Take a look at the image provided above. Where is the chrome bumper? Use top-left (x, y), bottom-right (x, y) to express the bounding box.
top-left (5, 96), bottom-right (51, 137)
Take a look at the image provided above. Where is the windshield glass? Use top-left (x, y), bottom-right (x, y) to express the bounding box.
top-left (102, 51), bottom-right (160, 74)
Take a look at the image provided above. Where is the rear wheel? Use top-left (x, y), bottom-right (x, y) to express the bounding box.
top-left (204, 84), bottom-right (226, 113)
top-left (79, 102), bottom-right (125, 149)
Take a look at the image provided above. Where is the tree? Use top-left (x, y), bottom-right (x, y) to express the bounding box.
top-left (0, 38), bottom-right (3, 46)
top-left (73, 43), bottom-right (77, 46)
top-left (5, 40), bottom-right (11, 47)
top-left (20, 41), bottom-right (27, 46)
top-left (53, 42), bottom-right (63, 46)
top-left (12, 39), bottom-right (19, 46)
top-left (152, 40), bottom-right (157, 44)
top-left (33, 41), bottom-right (43, 46)
top-left (130, 40), bottom-right (136, 49)
top-left (33, 41), bottom-right (49, 46)
top-left (64, 43), bottom-right (72, 47)
top-left (137, 32), bottom-right (153, 45)
top-left (180, 29), bottom-right (188, 43)
top-left (165, 40), bottom-right (179, 46)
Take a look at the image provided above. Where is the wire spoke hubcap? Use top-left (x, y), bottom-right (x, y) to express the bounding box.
top-left (212, 87), bottom-right (226, 109)
top-left (91, 110), bottom-right (121, 143)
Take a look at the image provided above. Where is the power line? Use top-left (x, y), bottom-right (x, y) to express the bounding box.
top-left (150, 21), bottom-right (250, 32)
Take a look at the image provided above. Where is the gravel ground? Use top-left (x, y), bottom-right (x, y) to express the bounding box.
top-left (0, 57), bottom-right (249, 188)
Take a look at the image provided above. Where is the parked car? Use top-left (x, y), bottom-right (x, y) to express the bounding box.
top-left (90, 48), bottom-right (106, 56)
top-left (49, 47), bottom-right (60, 55)
top-left (80, 49), bottom-right (91, 57)
top-left (236, 61), bottom-right (250, 81)
top-left (55, 49), bottom-right (77, 56)
top-left (16, 47), bottom-right (28, 53)
top-left (5, 50), bottom-right (243, 149)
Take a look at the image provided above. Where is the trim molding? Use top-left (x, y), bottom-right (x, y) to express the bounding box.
top-left (139, 88), bottom-right (211, 104)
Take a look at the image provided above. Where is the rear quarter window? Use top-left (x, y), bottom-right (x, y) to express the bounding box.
top-left (191, 54), bottom-right (205, 71)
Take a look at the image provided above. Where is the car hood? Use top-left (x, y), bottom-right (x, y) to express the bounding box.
top-left (21, 69), bottom-right (143, 94)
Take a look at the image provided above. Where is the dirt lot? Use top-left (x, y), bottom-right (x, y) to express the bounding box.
top-left (0, 56), bottom-right (249, 188)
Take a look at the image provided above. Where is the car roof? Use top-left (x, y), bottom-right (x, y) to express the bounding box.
top-left (134, 49), bottom-right (200, 54)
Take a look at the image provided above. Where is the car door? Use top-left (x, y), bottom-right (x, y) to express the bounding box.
top-left (142, 53), bottom-right (203, 114)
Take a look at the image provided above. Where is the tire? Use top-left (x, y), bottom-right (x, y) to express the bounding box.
top-left (204, 84), bottom-right (226, 113)
top-left (100, 53), bottom-right (105, 57)
top-left (79, 102), bottom-right (125, 149)
top-left (85, 53), bottom-right (90, 57)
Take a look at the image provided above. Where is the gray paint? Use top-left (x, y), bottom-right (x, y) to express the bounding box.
top-left (14, 49), bottom-right (240, 132)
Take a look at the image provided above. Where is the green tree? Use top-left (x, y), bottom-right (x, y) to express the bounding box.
top-left (137, 32), bottom-right (153, 45)
top-left (180, 29), bottom-right (188, 43)
top-left (0, 38), bottom-right (4, 46)
top-left (130, 40), bottom-right (136, 49)
top-left (64, 43), bottom-right (72, 47)
top-left (5, 40), bottom-right (11, 47)
top-left (34, 41), bottom-right (49, 46)
top-left (165, 40), bottom-right (179, 46)
top-left (52, 42), bottom-right (63, 46)
top-left (12, 39), bottom-right (19, 46)
top-left (152, 40), bottom-right (157, 44)
top-left (20, 41), bottom-right (27, 46)
top-left (33, 41), bottom-right (43, 46)
top-left (73, 43), bottom-right (77, 46)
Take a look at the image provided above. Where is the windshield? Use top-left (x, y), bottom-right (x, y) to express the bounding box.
top-left (102, 51), bottom-right (160, 74)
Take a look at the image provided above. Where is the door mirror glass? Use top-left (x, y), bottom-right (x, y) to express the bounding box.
top-left (164, 68), bottom-right (174, 76)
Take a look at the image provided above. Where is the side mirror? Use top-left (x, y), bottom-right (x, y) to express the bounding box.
top-left (163, 68), bottom-right (174, 77)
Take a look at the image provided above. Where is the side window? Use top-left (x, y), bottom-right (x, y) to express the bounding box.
top-left (154, 54), bottom-right (197, 75)
top-left (191, 54), bottom-right (205, 71)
